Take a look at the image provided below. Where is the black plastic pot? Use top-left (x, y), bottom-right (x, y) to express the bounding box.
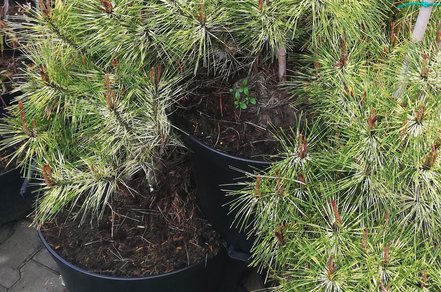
top-left (0, 168), bottom-right (32, 225)
top-left (0, 92), bottom-right (33, 225)
top-left (182, 133), bottom-right (271, 253)
top-left (220, 245), bottom-right (253, 292)
top-left (38, 230), bottom-right (229, 292)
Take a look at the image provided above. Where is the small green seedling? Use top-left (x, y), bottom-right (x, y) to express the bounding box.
top-left (230, 79), bottom-right (257, 110)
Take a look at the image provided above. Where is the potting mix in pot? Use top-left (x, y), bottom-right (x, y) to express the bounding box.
top-left (175, 65), bottom-right (298, 159)
top-left (0, 0), bottom-right (440, 291)
top-left (1, 0), bottom-right (31, 92)
top-left (171, 1), bottom-right (304, 160)
top-left (41, 150), bottom-right (221, 276)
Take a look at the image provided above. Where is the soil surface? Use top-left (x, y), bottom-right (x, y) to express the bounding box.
top-left (2, 0), bottom-right (32, 15)
top-left (41, 150), bottom-right (223, 277)
top-left (1, 0), bottom-right (31, 95)
top-left (0, 48), bottom-right (22, 94)
top-left (175, 64), bottom-right (298, 160)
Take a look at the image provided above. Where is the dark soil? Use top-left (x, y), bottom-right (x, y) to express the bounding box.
top-left (1, 0), bottom-right (31, 95)
top-left (40, 150), bottom-right (223, 277)
top-left (2, 0), bottom-right (32, 16)
top-left (175, 64), bottom-right (298, 160)
top-left (0, 49), bottom-right (22, 94)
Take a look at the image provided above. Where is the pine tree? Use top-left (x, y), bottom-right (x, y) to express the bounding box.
top-left (230, 3), bottom-right (441, 291)
top-left (0, 0), bottom-right (397, 226)
top-left (1, 2), bottom-right (439, 289)
top-left (0, 0), bottom-right (184, 225)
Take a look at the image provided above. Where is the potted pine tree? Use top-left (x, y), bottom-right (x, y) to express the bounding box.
top-left (230, 2), bottom-right (441, 290)
top-left (159, 0), bottom-right (395, 253)
top-left (0, 1), bottom-right (228, 291)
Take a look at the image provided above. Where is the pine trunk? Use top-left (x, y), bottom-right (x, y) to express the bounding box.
top-left (278, 45), bottom-right (286, 82)
top-left (394, 0), bottom-right (435, 98)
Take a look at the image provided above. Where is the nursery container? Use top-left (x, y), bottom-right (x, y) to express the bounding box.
top-left (38, 230), bottom-right (229, 292)
top-left (182, 132), bottom-right (271, 253)
top-left (0, 93), bottom-right (33, 225)
top-left (0, 168), bottom-right (32, 225)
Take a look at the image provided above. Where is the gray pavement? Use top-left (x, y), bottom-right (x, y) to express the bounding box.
top-left (0, 221), bottom-right (65, 292)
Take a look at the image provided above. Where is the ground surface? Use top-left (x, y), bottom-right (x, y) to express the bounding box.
top-left (0, 220), bottom-right (65, 292)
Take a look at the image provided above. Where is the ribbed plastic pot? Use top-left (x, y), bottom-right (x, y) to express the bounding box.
top-left (0, 168), bottom-right (32, 225)
top-left (38, 230), bottom-right (228, 292)
top-left (182, 133), bottom-right (271, 253)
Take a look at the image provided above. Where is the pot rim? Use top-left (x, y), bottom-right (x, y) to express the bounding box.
top-left (184, 132), bottom-right (272, 166)
top-left (38, 229), bottom-right (218, 281)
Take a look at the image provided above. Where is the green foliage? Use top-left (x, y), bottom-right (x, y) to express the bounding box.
top-left (230, 5), bottom-right (441, 291)
top-left (0, 1), bottom-right (439, 288)
top-left (0, 1), bottom-right (185, 226)
top-left (229, 78), bottom-right (256, 110)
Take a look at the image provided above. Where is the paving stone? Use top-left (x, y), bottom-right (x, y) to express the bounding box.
top-left (0, 284), bottom-right (6, 292)
top-left (0, 266), bottom-right (20, 288)
top-left (0, 223), bottom-right (14, 244)
top-left (0, 221), bottom-right (40, 270)
top-left (33, 248), bottom-right (59, 271)
top-left (0, 221), bottom-right (41, 288)
top-left (9, 261), bottom-right (63, 292)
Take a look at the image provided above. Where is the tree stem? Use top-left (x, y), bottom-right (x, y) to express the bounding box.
top-left (278, 45), bottom-right (286, 82)
top-left (394, 1), bottom-right (434, 99)
top-left (411, 0), bottom-right (435, 43)
top-left (2, 0), bottom-right (9, 20)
